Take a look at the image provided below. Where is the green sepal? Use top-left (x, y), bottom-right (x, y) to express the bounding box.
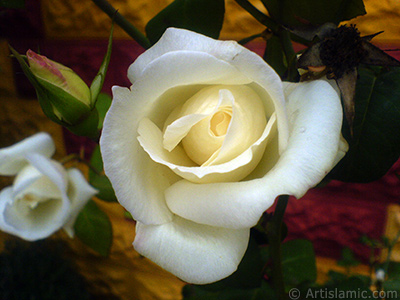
top-left (90, 23), bottom-right (114, 107)
top-left (73, 199), bottom-right (113, 257)
top-left (95, 93), bottom-right (112, 130)
top-left (145, 0), bottom-right (225, 45)
top-left (34, 76), bottom-right (92, 124)
top-left (10, 46), bottom-right (65, 125)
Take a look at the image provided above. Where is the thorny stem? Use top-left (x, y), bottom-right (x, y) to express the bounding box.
top-left (267, 195), bottom-right (290, 300)
top-left (91, 0), bottom-right (151, 49)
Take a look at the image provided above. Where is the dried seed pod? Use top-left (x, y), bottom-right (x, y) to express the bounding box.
top-left (295, 24), bottom-right (400, 134)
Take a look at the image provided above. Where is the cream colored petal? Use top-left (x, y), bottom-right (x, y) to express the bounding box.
top-left (128, 28), bottom-right (249, 83)
top-left (139, 114), bottom-right (276, 183)
top-left (134, 216), bottom-right (250, 284)
top-left (163, 113), bottom-right (212, 152)
top-left (138, 118), bottom-right (196, 167)
top-left (163, 85), bottom-right (233, 153)
top-left (204, 87), bottom-right (266, 166)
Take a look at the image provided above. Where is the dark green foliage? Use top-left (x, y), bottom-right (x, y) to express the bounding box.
top-left (261, 0), bottom-right (365, 26)
top-left (74, 200), bottom-right (113, 257)
top-left (331, 66), bottom-right (400, 182)
top-left (145, 0), bottom-right (225, 45)
top-left (337, 247), bottom-right (361, 268)
top-left (0, 0), bottom-right (25, 8)
top-left (89, 145), bottom-right (117, 202)
top-left (281, 239), bottom-right (317, 288)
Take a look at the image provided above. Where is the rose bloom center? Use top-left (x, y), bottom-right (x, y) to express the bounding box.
top-left (162, 85), bottom-right (267, 167)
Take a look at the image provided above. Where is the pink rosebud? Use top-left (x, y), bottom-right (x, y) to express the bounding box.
top-left (26, 49), bottom-right (91, 107)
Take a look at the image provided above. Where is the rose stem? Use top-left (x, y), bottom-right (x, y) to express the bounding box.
top-left (91, 0), bottom-right (151, 49)
top-left (234, 0), bottom-right (279, 33)
top-left (278, 29), bottom-right (298, 82)
top-left (267, 195), bottom-right (289, 300)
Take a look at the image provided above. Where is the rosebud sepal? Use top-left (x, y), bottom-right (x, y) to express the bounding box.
top-left (9, 46), bottom-right (92, 126)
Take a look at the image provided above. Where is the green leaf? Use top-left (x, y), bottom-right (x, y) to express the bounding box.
top-left (90, 144), bottom-right (104, 172)
top-left (261, 0), bottom-right (365, 26)
top-left (387, 261), bottom-right (400, 279)
top-left (384, 279), bottom-right (400, 298)
top-left (0, 0), bottom-right (25, 8)
top-left (90, 23), bottom-right (113, 106)
top-left (95, 93), bottom-right (112, 130)
top-left (331, 66), bottom-right (400, 182)
top-left (281, 239), bottom-right (317, 288)
top-left (74, 199), bottom-right (113, 256)
top-left (311, 277), bottom-right (373, 300)
top-left (183, 281), bottom-right (277, 300)
top-left (145, 0), bottom-right (225, 45)
top-left (89, 145), bottom-right (117, 202)
top-left (337, 247), bottom-right (361, 267)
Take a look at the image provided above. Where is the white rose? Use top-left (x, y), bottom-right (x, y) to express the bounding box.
top-left (0, 133), bottom-right (97, 241)
top-left (100, 28), bottom-right (347, 284)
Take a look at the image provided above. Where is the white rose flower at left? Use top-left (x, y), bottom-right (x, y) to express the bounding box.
top-left (0, 132), bottom-right (97, 241)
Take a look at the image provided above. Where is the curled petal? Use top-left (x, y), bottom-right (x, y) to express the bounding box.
top-left (0, 132), bottom-right (55, 176)
top-left (134, 216), bottom-right (250, 284)
top-left (166, 80), bottom-right (343, 229)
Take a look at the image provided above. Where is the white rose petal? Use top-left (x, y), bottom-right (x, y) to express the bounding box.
top-left (0, 152), bottom-right (96, 241)
top-left (100, 28), bottom-right (346, 284)
top-left (134, 216), bottom-right (250, 285)
top-left (62, 168), bottom-right (99, 237)
top-left (0, 132), bottom-right (55, 176)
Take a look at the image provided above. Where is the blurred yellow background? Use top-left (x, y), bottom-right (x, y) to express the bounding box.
top-left (41, 0), bottom-right (400, 42)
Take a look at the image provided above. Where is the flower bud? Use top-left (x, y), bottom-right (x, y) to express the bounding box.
top-left (25, 49), bottom-right (94, 126)
top-left (27, 50), bottom-right (92, 107)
